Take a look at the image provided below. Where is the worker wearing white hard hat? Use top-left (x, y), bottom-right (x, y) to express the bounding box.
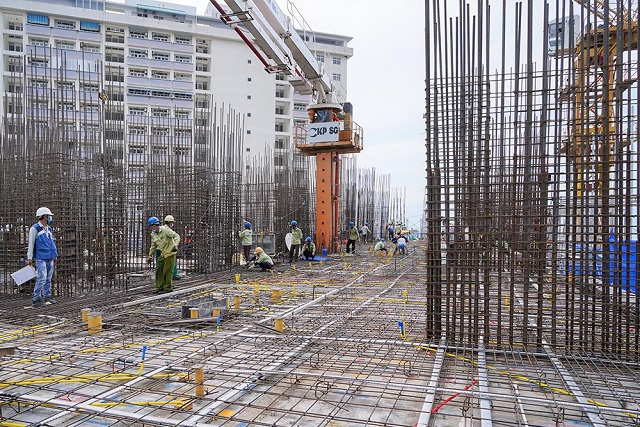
top-left (161, 214), bottom-right (179, 280)
top-left (360, 222), bottom-right (370, 243)
top-left (27, 207), bottom-right (58, 307)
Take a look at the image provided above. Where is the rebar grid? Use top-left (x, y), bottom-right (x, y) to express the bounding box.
top-left (1, 243), bottom-right (639, 426)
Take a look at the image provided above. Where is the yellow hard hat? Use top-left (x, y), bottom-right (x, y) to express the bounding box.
top-left (164, 215), bottom-right (175, 222)
top-left (254, 247), bottom-right (264, 254)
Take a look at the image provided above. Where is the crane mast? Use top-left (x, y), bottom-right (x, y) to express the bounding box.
top-left (210, 0), bottom-right (363, 252)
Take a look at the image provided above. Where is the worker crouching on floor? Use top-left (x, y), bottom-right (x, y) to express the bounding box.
top-left (374, 238), bottom-right (388, 254)
top-left (248, 247), bottom-right (274, 271)
top-left (392, 234), bottom-right (407, 255)
top-left (147, 216), bottom-right (180, 293)
top-left (302, 237), bottom-right (316, 260)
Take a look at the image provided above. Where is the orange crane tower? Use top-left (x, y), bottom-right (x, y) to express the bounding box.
top-left (209, 0), bottom-right (363, 252)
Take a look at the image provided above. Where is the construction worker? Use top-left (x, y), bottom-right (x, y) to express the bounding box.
top-left (27, 207), bottom-right (58, 307)
top-left (393, 234), bottom-right (407, 256)
top-left (289, 220), bottom-right (303, 263)
top-left (163, 215), bottom-right (179, 279)
top-left (346, 221), bottom-right (359, 254)
top-left (302, 236), bottom-right (316, 260)
top-left (147, 216), bottom-right (180, 293)
top-left (248, 247), bottom-right (274, 271)
top-left (374, 238), bottom-right (388, 254)
top-left (388, 224), bottom-right (394, 239)
top-left (360, 222), bottom-right (370, 243)
top-left (238, 222), bottom-right (253, 264)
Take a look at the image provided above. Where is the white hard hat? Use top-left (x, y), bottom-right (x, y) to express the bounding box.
top-left (164, 215), bottom-right (175, 222)
top-left (36, 207), bottom-right (53, 218)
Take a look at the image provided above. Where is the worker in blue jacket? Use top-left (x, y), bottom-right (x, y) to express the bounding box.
top-left (27, 207), bottom-right (58, 307)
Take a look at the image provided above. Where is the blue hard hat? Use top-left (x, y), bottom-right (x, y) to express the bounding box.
top-left (245, 222), bottom-right (251, 228)
top-left (305, 237), bottom-right (312, 242)
top-left (291, 220), bottom-right (298, 226)
top-left (365, 222), bottom-right (369, 225)
top-left (147, 216), bottom-right (160, 227)
top-left (349, 221), bottom-right (354, 227)
top-left (381, 238), bottom-right (385, 243)
top-left (398, 243), bottom-right (406, 249)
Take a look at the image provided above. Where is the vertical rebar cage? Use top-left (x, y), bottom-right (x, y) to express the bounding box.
top-left (425, 0), bottom-right (640, 356)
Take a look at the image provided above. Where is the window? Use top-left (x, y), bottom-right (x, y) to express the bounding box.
top-left (130, 49), bottom-right (147, 58)
top-left (129, 29), bottom-right (147, 39)
top-left (175, 110), bottom-right (190, 119)
top-left (8, 22), bottom-right (23, 31)
top-left (129, 145), bottom-right (145, 154)
top-left (175, 148), bottom-right (189, 156)
top-left (106, 129), bottom-right (124, 140)
top-left (275, 89), bottom-right (285, 98)
top-left (174, 92), bottom-right (192, 100)
top-left (247, 77), bottom-right (252, 82)
top-left (83, 104), bottom-right (99, 113)
top-left (175, 129), bottom-right (191, 137)
top-left (8, 40), bottom-right (23, 52)
top-left (105, 108), bottom-right (124, 121)
top-left (105, 66), bottom-right (124, 82)
top-left (276, 73), bottom-right (285, 81)
top-left (106, 26), bottom-right (124, 43)
top-left (56, 20), bottom-right (75, 30)
top-left (82, 83), bottom-right (99, 92)
top-left (152, 127), bottom-right (169, 136)
top-left (247, 113), bottom-right (252, 117)
top-left (58, 81), bottom-right (75, 90)
top-left (56, 41), bottom-right (75, 50)
top-left (30, 38), bottom-right (49, 47)
top-left (246, 130), bottom-right (251, 134)
top-left (30, 79), bottom-right (48, 88)
top-left (175, 36), bottom-right (191, 44)
top-left (129, 126), bottom-right (147, 135)
top-left (246, 147), bottom-right (251, 152)
top-left (8, 57), bottom-right (23, 72)
top-left (80, 21), bottom-right (100, 32)
top-left (174, 73), bottom-right (191, 81)
top-left (247, 59), bottom-right (251, 64)
top-left (332, 73), bottom-right (341, 82)
top-left (332, 56), bottom-right (341, 65)
top-left (247, 95), bottom-right (252, 100)
top-left (151, 108), bottom-right (169, 117)
top-left (195, 79), bottom-right (208, 90)
top-left (129, 107), bottom-right (147, 116)
top-left (105, 47), bottom-right (125, 63)
top-left (275, 106), bottom-right (285, 115)
top-left (152, 32), bottom-right (169, 42)
top-left (151, 90), bottom-right (171, 98)
top-left (275, 123), bottom-right (284, 132)
top-left (294, 103), bottom-right (306, 112)
top-left (27, 13), bottom-right (49, 26)
top-left (28, 58), bottom-right (48, 68)
top-left (128, 88), bottom-right (150, 96)
top-left (152, 51), bottom-right (169, 61)
top-left (129, 68), bottom-right (147, 77)
top-left (316, 54), bottom-right (325, 63)
top-left (58, 101), bottom-right (75, 111)
top-left (196, 45), bottom-right (208, 54)
top-left (82, 43), bottom-right (100, 53)
top-left (275, 138), bottom-right (285, 149)
top-left (175, 55), bottom-right (191, 63)
top-left (196, 62), bottom-right (208, 72)
top-left (151, 70), bottom-right (169, 80)
top-left (274, 155), bottom-right (284, 166)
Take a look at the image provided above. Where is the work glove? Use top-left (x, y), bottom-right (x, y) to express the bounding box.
top-left (147, 256), bottom-right (153, 264)
top-left (171, 246), bottom-right (178, 252)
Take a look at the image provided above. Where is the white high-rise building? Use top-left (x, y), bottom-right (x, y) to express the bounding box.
top-left (0, 0), bottom-right (353, 165)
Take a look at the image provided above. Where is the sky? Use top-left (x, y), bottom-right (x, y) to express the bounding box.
top-left (159, 0), bottom-right (427, 229)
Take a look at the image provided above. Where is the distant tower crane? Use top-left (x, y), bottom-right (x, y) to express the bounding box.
top-left (559, 0), bottom-right (637, 239)
top-left (209, 0), bottom-right (363, 252)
